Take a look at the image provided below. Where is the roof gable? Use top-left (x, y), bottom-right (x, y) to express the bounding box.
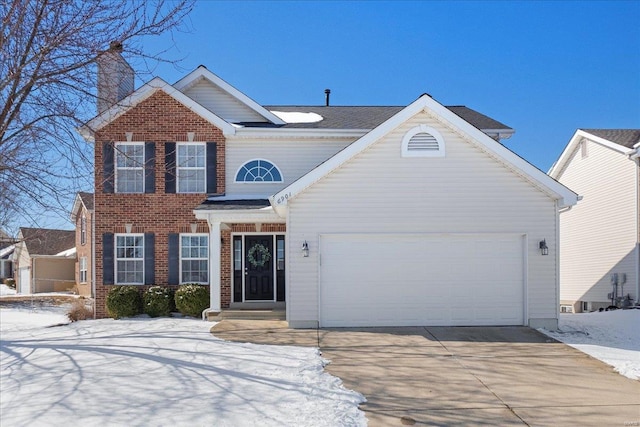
top-left (174, 66), bottom-right (285, 125)
top-left (79, 77), bottom-right (237, 141)
top-left (549, 129), bottom-right (639, 179)
top-left (271, 94), bottom-right (578, 210)
top-left (70, 192), bottom-right (93, 221)
top-left (19, 228), bottom-right (75, 256)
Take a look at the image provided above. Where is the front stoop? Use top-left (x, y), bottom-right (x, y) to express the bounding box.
top-left (207, 309), bottom-right (285, 321)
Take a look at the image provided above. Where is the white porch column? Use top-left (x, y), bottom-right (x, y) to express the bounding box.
top-left (209, 221), bottom-right (221, 312)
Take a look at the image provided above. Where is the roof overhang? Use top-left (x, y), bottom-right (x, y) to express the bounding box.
top-left (231, 127), bottom-right (369, 140)
top-left (78, 77), bottom-right (237, 142)
top-left (549, 129), bottom-right (635, 178)
top-left (193, 206), bottom-right (285, 225)
top-left (271, 94), bottom-right (578, 210)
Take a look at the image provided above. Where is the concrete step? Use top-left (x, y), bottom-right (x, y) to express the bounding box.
top-left (209, 309), bottom-right (286, 321)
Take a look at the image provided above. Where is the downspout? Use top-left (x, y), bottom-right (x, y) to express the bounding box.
top-left (633, 149), bottom-right (640, 304)
top-left (92, 209), bottom-right (97, 316)
top-left (555, 199), bottom-right (560, 330)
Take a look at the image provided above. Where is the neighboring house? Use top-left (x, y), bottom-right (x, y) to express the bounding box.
top-left (0, 229), bottom-right (15, 281)
top-left (80, 46), bottom-right (577, 328)
top-left (14, 228), bottom-right (76, 294)
top-left (549, 129), bottom-right (640, 312)
top-left (70, 192), bottom-right (94, 297)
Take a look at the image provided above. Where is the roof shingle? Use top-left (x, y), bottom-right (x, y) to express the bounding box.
top-left (581, 129), bottom-right (640, 149)
top-left (19, 228), bottom-right (75, 256)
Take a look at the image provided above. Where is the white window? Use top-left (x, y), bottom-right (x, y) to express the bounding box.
top-left (401, 125), bottom-right (446, 158)
top-left (235, 159), bottom-right (283, 183)
top-left (115, 143), bottom-right (144, 193)
top-left (79, 257), bottom-right (88, 283)
top-left (80, 214), bottom-right (87, 245)
top-left (180, 234), bottom-right (208, 284)
top-left (177, 143), bottom-right (206, 193)
top-left (115, 234), bottom-right (144, 284)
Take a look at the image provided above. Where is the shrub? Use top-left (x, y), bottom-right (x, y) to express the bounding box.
top-left (106, 286), bottom-right (141, 319)
top-left (174, 284), bottom-right (209, 318)
top-left (67, 299), bottom-right (93, 322)
top-left (4, 278), bottom-right (15, 288)
top-left (143, 286), bottom-right (173, 317)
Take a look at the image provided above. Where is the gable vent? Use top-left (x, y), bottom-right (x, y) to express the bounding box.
top-left (408, 132), bottom-right (440, 152)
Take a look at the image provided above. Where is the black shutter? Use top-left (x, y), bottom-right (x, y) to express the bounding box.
top-left (103, 143), bottom-right (114, 193)
top-left (144, 142), bottom-right (155, 194)
top-left (103, 233), bottom-right (114, 284)
top-left (144, 233), bottom-right (155, 285)
top-left (206, 142), bottom-right (217, 194)
top-left (168, 233), bottom-right (180, 285)
top-left (165, 142), bottom-right (176, 194)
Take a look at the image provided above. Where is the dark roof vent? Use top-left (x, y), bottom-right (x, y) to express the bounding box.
top-left (325, 88), bottom-right (331, 106)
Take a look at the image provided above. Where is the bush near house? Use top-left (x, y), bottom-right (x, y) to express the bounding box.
top-left (174, 284), bottom-right (209, 318)
top-left (143, 286), bottom-right (174, 317)
top-left (3, 278), bottom-right (15, 288)
top-left (106, 286), bottom-right (141, 319)
top-left (67, 298), bottom-right (93, 321)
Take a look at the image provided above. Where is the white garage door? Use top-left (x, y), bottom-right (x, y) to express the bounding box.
top-left (319, 234), bottom-right (525, 327)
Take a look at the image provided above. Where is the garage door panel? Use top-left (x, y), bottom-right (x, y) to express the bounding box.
top-left (320, 234), bottom-right (524, 327)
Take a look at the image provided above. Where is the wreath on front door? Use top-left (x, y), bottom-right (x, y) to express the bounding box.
top-left (247, 243), bottom-right (271, 268)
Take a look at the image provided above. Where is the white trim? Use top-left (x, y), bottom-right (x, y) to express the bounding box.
top-left (232, 127), bottom-right (369, 139)
top-left (179, 233), bottom-right (209, 285)
top-left (231, 233), bottom-right (284, 303)
top-left (79, 256), bottom-right (88, 284)
top-left (234, 158), bottom-right (284, 184)
top-left (114, 142), bottom-right (145, 194)
top-left (549, 129), bottom-right (635, 178)
top-left (114, 233), bottom-right (145, 285)
top-left (173, 66), bottom-right (285, 125)
top-left (271, 94), bottom-right (578, 210)
top-left (401, 124), bottom-right (446, 157)
top-left (176, 142), bottom-right (207, 194)
top-left (194, 207), bottom-right (285, 224)
top-left (79, 77), bottom-right (237, 141)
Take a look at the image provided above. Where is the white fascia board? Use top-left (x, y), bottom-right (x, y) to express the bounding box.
top-left (79, 77), bottom-right (236, 141)
top-left (232, 127), bottom-right (368, 140)
top-left (193, 207), bottom-right (285, 224)
top-left (174, 66), bottom-right (285, 125)
top-left (482, 128), bottom-right (515, 140)
top-left (549, 129), bottom-right (633, 178)
top-left (69, 194), bottom-right (83, 222)
top-left (272, 94), bottom-right (578, 210)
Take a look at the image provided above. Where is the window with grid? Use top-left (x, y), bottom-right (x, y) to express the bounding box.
top-left (115, 143), bottom-right (144, 193)
top-left (79, 257), bottom-right (88, 283)
top-left (81, 215), bottom-right (87, 245)
top-left (115, 234), bottom-right (144, 284)
top-left (177, 144), bottom-right (206, 193)
top-left (180, 234), bottom-right (208, 284)
top-left (235, 159), bottom-right (283, 182)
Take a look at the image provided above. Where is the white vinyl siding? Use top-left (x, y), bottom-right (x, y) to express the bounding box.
top-left (286, 111), bottom-right (558, 328)
top-left (226, 138), bottom-right (355, 196)
top-left (182, 79), bottom-right (267, 123)
top-left (115, 143), bottom-right (144, 193)
top-left (555, 141), bottom-right (637, 306)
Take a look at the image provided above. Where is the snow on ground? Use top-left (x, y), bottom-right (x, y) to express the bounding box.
top-left (0, 303), bottom-right (365, 427)
top-left (541, 309), bottom-right (640, 380)
top-left (0, 284), bottom-right (16, 296)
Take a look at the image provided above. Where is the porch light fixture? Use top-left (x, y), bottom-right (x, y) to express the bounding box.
top-left (539, 239), bottom-right (549, 256)
top-left (302, 241), bottom-right (309, 257)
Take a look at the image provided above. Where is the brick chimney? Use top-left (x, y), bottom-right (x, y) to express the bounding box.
top-left (96, 41), bottom-right (134, 114)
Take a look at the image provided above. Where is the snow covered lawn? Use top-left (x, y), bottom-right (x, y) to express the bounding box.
top-left (541, 310), bottom-right (640, 380)
top-left (0, 303), bottom-right (365, 427)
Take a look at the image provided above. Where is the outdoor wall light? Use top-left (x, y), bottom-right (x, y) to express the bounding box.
top-left (539, 239), bottom-right (549, 256)
top-left (302, 241), bottom-right (309, 257)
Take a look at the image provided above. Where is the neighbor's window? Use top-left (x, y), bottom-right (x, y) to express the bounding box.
top-left (180, 234), bottom-right (208, 284)
top-left (80, 214), bottom-right (87, 245)
top-left (235, 159), bottom-right (283, 182)
top-left (79, 257), bottom-right (88, 283)
top-left (177, 143), bottom-right (206, 193)
top-left (115, 234), bottom-right (144, 284)
top-left (115, 143), bottom-right (144, 193)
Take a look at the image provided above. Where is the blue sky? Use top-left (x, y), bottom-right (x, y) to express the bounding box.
top-left (137, 0), bottom-right (639, 172)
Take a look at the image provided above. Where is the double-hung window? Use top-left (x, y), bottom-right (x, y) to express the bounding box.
top-left (115, 234), bottom-right (144, 284)
top-left (79, 257), bottom-right (88, 283)
top-left (80, 214), bottom-right (87, 245)
top-left (180, 234), bottom-right (208, 284)
top-left (115, 143), bottom-right (145, 193)
top-left (177, 144), bottom-right (205, 193)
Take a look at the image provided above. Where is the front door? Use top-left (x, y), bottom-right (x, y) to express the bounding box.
top-left (244, 235), bottom-right (274, 300)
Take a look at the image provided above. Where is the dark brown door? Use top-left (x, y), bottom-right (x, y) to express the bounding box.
top-left (244, 235), bottom-right (274, 300)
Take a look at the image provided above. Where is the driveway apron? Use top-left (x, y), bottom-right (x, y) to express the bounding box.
top-left (212, 321), bottom-right (640, 426)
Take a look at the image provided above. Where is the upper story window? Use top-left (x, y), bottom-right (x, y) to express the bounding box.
top-left (115, 143), bottom-right (144, 193)
top-left (401, 125), bottom-right (446, 158)
top-left (235, 159), bottom-right (283, 183)
top-left (80, 214), bottom-right (87, 245)
top-left (177, 143), bottom-right (206, 193)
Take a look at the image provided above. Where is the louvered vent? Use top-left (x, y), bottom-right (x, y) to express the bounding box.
top-left (408, 132), bottom-right (439, 152)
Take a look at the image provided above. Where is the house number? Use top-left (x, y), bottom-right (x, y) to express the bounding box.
top-left (276, 192), bottom-right (292, 204)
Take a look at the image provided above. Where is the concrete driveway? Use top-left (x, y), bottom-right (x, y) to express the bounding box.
top-left (212, 321), bottom-right (640, 426)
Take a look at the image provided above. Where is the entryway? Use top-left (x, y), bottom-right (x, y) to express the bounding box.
top-left (232, 234), bottom-right (285, 305)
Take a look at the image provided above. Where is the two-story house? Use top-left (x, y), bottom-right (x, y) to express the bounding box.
top-left (80, 45), bottom-right (577, 328)
top-left (70, 192), bottom-right (94, 297)
top-left (549, 129), bottom-right (639, 312)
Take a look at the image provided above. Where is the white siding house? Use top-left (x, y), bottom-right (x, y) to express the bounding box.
top-left (550, 129), bottom-right (640, 312)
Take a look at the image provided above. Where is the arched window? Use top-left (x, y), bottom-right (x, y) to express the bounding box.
top-left (235, 159), bottom-right (283, 183)
top-left (401, 125), bottom-right (446, 157)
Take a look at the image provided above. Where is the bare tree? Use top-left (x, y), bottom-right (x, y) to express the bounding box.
top-left (0, 0), bottom-right (194, 233)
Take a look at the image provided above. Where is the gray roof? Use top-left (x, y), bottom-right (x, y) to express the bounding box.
top-left (252, 105), bottom-right (512, 132)
top-left (581, 129), bottom-right (640, 149)
top-left (79, 192), bottom-right (94, 210)
top-left (19, 228), bottom-right (75, 256)
top-left (195, 199), bottom-right (271, 210)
